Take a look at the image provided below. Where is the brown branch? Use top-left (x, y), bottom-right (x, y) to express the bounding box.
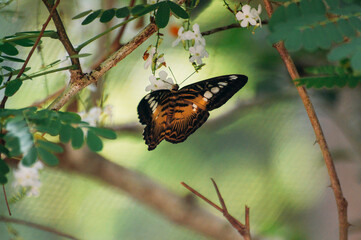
top-left (48, 23), bottom-right (158, 110)
top-left (3, 185), bottom-right (11, 216)
top-left (0, 0), bottom-right (61, 109)
top-left (91, 0), bottom-right (137, 70)
top-left (42, 0), bottom-right (82, 73)
top-left (0, 215), bottom-right (78, 240)
top-left (263, 1), bottom-right (349, 239)
top-left (181, 179), bottom-right (251, 240)
top-left (58, 145), bottom-right (241, 240)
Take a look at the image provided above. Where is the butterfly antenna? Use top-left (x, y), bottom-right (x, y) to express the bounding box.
top-left (179, 70), bottom-right (197, 86)
top-left (168, 67), bottom-right (178, 84)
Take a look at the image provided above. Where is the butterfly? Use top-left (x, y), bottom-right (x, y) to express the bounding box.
top-left (137, 74), bottom-right (248, 150)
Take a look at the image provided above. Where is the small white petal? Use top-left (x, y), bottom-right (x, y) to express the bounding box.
top-left (242, 5), bottom-right (251, 14)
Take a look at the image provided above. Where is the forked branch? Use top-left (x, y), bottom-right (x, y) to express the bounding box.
top-left (181, 179), bottom-right (251, 240)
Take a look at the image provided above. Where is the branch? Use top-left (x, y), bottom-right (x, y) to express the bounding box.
top-left (262, 1), bottom-right (349, 239)
top-left (0, 215), bottom-right (78, 240)
top-left (57, 145), bottom-right (241, 240)
top-left (91, 0), bottom-right (137, 70)
top-left (0, 0), bottom-right (61, 109)
top-left (201, 20), bottom-right (268, 36)
top-left (42, 0), bottom-right (82, 73)
top-left (181, 179), bottom-right (251, 240)
top-left (48, 23), bottom-right (158, 110)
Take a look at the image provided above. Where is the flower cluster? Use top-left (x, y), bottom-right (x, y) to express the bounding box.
top-left (172, 23), bottom-right (208, 66)
top-left (13, 161), bottom-right (43, 197)
top-left (145, 70), bottom-right (174, 92)
top-left (236, 4), bottom-right (262, 28)
top-left (78, 105), bottom-right (113, 126)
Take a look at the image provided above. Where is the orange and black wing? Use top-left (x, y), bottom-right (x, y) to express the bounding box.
top-left (137, 90), bottom-right (171, 150)
top-left (164, 99), bottom-right (210, 144)
top-left (178, 74), bottom-right (248, 111)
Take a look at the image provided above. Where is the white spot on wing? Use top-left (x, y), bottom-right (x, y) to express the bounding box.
top-left (211, 87), bottom-right (220, 94)
top-left (204, 91), bottom-right (213, 99)
top-left (203, 97), bottom-right (208, 102)
top-left (192, 103), bottom-right (198, 112)
top-left (219, 82), bottom-right (228, 86)
top-left (229, 75), bottom-right (238, 80)
top-left (145, 95), bottom-right (151, 100)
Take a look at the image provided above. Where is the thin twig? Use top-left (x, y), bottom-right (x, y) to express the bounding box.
top-left (0, 0), bottom-right (61, 109)
top-left (0, 215), bottom-right (78, 240)
top-left (201, 20), bottom-right (268, 36)
top-left (181, 180), bottom-right (252, 240)
top-left (181, 182), bottom-right (223, 212)
top-left (42, 0), bottom-right (82, 72)
top-left (2, 185), bottom-right (11, 216)
top-left (263, 1), bottom-right (349, 239)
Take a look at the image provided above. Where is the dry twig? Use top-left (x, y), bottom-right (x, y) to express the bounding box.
top-left (181, 179), bottom-right (251, 240)
top-left (263, 1), bottom-right (349, 239)
top-left (0, 215), bottom-right (78, 240)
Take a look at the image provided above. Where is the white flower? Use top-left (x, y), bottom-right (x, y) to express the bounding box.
top-left (236, 4), bottom-right (262, 28)
top-left (192, 24), bottom-right (206, 46)
top-left (172, 27), bottom-right (196, 47)
top-left (144, 47), bottom-right (156, 69)
top-left (13, 161), bottom-right (43, 197)
top-left (147, 0), bottom-right (163, 4)
top-left (189, 45), bottom-right (209, 65)
top-left (145, 70), bottom-right (174, 92)
top-left (251, 4), bottom-right (262, 26)
top-left (79, 107), bottom-right (102, 126)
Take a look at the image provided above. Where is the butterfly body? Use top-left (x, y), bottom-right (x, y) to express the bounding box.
top-left (138, 74), bottom-right (248, 150)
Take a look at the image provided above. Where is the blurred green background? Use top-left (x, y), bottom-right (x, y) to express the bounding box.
top-left (1, 1), bottom-right (360, 240)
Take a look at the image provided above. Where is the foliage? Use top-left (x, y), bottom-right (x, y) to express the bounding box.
top-left (73, 1), bottom-right (189, 28)
top-left (0, 108), bottom-right (117, 184)
top-left (268, 0), bottom-right (361, 88)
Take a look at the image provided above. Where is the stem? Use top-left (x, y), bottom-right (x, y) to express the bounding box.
top-left (263, 1), bottom-right (349, 239)
top-left (0, 215), bottom-right (78, 240)
top-left (75, 17), bottom-right (137, 52)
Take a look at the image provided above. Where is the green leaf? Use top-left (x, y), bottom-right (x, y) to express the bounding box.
top-left (59, 124), bottom-right (73, 143)
top-left (0, 145), bottom-right (10, 156)
top-left (5, 78), bottom-right (22, 96)
top-left (135, 3), bottom-right (162, 16)
top-left (72, 9), bottom-right (93, 19)
top-left (82, 9), bottom-right (102, 25)
top-left (5, 117), bottom-right (33, 156)
top-left (0, 75), bottom-right (2, 85)
top-left (115, 7), bottom-right (130, 18)
top-left (22, 147), bottom-right (37, 166)
top-left (131, 5), bottom-right (146, 16)
top-left (284, 30), bottom-right (302, 51)
top-left (58, 111), bottom-right (82, 123)
top-left (168, 1), bottom-right (189, 19)
top-left (1, 55), bottom-right (25, 62)
top-left (37, 140), bottom-right (63, 153)
top-left (155, 2), bottom-right (170, 28)
top-left (338, 18), bottom-right (356, 37)
top-left (0, 42), bottom-right (18, 56)
top-left (100, 8), bottom-right (116, 23)
top-left (86, 131), bottom-right (103, 152)
top-left (69, 53), bottom-right (92, 58)
top-left (0, 159), bottom-right (10, 175)
top-left (37, 147), bottom-right (59, 166)
top-left (295, 76), bottom-right (361, 88)
top-left (87, 127), bottom-right (117, 139)
top-left (71, 127), bottom-right (84, 149)
top-left (350, 50), bottom-right (361, 70)
top-left (13, 38), bottom-right (35, 47)
top-left (302, 28), bottom-right (317, 52)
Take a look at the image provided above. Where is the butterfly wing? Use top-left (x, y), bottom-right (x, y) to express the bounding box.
top-left (178, 74), bottom-right (248, 111)
top-left (164, 99), bottom-right (210, 144)
top-left (137, 90), bottom-right (171, 150)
